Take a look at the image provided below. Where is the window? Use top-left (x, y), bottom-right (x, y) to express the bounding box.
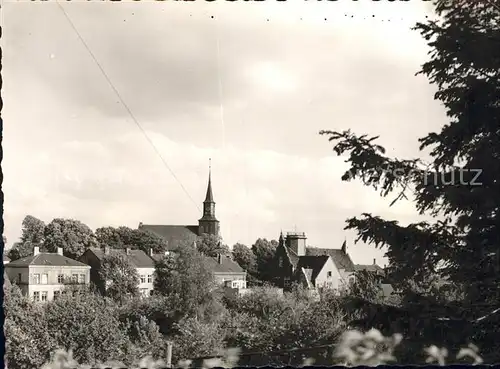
top-left (140, 275), bottom-right (146, 283)
top-left (41, 291), bottom-right (48, 301)
top-left (327, 271), bottom-right (332, 278)
top-left (54, 291), bottom-right (60, 300)
top-left (33, 274), bottom-right (40, 284)
top-left (72, 274), bottom-right (78, 283)
top-left (147, 275), bottom-right (152, 283)
top-left (33, 291), bottom-right (40, 301)
top-left (79, 274), bottom-right (85, 284)
top-left (57, 274), bottom-right (64, 284)
top-left (278, 257), bottom-right (283, 267)
top-left (41, 274), bottom-right (48, 284)
top-left (149, 290), bottom-right (154, 296)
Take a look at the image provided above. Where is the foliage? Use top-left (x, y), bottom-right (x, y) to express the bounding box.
top-left (44, 218), bottom-right (99, 259)
top-left (153, 243), bottom-right (218, 320)
top-left (196, 233), bottom-right (229, 257)
top-left (95, 226), bottom-right (168, 254)
top-left (172, 317), bottom-right (226, 363)
top-left (7, 215), bottom-right (47, 261)
top-left (99, 253), bottom-right (140, 302)
top-left (43, 292), bottom-right (131, 365)
top-left (20, 215), bottom-right (46, 244)
top-left (4, 284), bottom-right (54, 369)
top-left (350, 270), bottom-right (384, 302)
top-left (251, 238), bottom-right (278, 284)
top-left (232, 243), bottom-right (260, 286)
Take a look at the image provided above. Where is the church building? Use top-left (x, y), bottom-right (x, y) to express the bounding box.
top-left (138, 163), bottom-right (220, 251)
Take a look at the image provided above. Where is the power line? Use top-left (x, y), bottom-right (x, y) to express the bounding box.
top-left (56, 1), bottom-right (201, 213)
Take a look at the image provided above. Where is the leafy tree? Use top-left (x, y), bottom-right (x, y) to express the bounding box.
top-left (7, 241), bottom-right (40, 261)
top-left (8, 215), bottom-right (47, 261)
top-left (232, 243), bottom-right (256, 272)
top-left (196, 233), bottom-right (229, 257)
top-left (232, 243), bottom-right (260, 286)
top-left (4, 284), bottom-right (54, 369)
top-left (320, 0), bottom-right (500, 360)
top-left (20, 215), bottom-right (46, 244)
top-left (153, 243), bottom-right (217, 320)
top-left (350, 270), bottom-right (384, 303)
top-left (44, 218), bottom-right (99, 259)
top-left (251, 238), bottom-right (278, 284)
top-left (99, 253), bottom-right (140, 303)
top-left (95, 226), bottom-right (168, 254)
top-left (43, 292), bottom-right (131, 365)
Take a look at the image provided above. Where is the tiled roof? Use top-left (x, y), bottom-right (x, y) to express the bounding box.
top-left (6, 253), bottom-right (89, 268)
top-left (295, 255), bottom-right (330, 285)
top-left (204, 255), bottom-right (245, 274)
top-left (306, 247), bottom-right (356, 272)
top-left (138, 224), bottom-right (198, 250)
top-left (88, 248), bottom-right (155, 268)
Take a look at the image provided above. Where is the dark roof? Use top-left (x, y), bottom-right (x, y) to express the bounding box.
top-left (204, 255), bottom-right (246, 274)
top-left (295, 255), bottom-right (330, 284)
top-left (355, 264), bottom-right (384, 274)
top-left (88, 248), bottom-right (155, 268)
top-left (306, 247), bottom-right (356, 272)
top-left (138, 224), bottom-right (199, 250)
top-left (6, 253), bottom-right (90, 268)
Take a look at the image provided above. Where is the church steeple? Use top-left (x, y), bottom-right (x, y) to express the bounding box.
top-left (204, 159), bottom-right (214, 203)
top-left (199, 158), bottom-right (220, 236)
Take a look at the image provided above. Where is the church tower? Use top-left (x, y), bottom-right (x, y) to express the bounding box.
top-left (198, 159), bottom-right (220, 236)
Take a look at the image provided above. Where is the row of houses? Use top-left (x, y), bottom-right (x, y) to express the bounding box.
top-left (4, 244), bottom-right (247, 302)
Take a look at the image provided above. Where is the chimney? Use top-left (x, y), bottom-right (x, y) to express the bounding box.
top-left (104, 246), bottom-right (110, 255)
top-left (217, 253), bottom-right (222, 264)
top-left (138, 222), bottom-right (143, 228)
top-left (126, 248), bottom-right (131, 255)
top-left (373, 258), bottom-right (376, 265)
top-left (57, 247), bottom-right (64, 256)
top-left (33, 246), bottom-right (40, 256)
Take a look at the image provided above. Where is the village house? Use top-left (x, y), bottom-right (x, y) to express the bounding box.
top-left (78, 247), bottom-right (156, 297)
top-left (274, 231), bottom-right (356, 292)
top-left (5, 246), bottom-right (91, 302)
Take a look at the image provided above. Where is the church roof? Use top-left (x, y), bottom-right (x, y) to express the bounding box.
top-left (306, 247), bottom-right (356, 272)
top-left (138, 224), bottom-right (199, 251)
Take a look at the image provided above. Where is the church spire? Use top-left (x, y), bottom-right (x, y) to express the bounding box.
top-left (204, 158), bottom-right (214, 203)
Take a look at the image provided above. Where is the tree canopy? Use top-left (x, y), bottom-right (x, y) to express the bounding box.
top-left (99, 253), bottom-right (140, 302)
top-left (44, 218), bottom-right (99, 259)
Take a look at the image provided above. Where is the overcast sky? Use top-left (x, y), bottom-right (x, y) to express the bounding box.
top-left (2, 0), bottom-right (444, 265)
